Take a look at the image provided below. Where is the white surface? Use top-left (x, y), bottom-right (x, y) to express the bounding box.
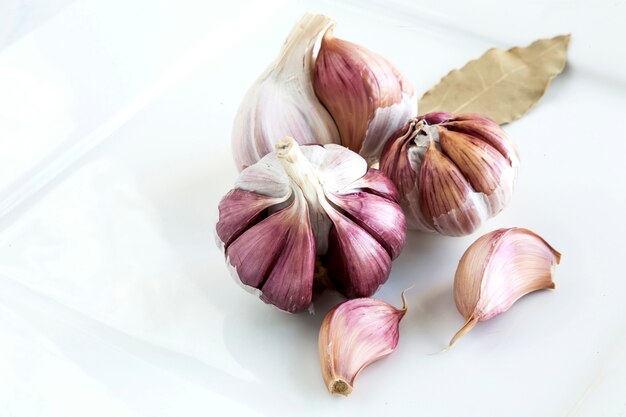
top-left (0, 0), bottom-right (625, 416)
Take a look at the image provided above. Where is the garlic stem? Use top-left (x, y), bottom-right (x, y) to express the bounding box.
top-left (414, 119), bottom-right (439, 150)
top-left (276, 137), bottom-right (325, 212)
top-left (275, 137), bottom-right (331, 254)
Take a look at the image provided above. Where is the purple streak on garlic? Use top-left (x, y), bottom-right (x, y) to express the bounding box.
top-left (313, 28), bottom-right (416, 163)
top-left (449, 227), bottom-right (561, 347)
top-left (231, 14), bottom-right (340, 171)
top-left (380, 113), bottom-right (519, 236)
top-left (319, 294), bottom-right (407, 396)
top-left (216, 137), bottom-right (406, 312)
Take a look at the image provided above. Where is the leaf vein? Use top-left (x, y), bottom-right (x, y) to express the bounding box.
top-left (452, 42), bottom-right (563, 114)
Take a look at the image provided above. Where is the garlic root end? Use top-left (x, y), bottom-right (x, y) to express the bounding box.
top-left (329, 379), bottom-right (353, 396)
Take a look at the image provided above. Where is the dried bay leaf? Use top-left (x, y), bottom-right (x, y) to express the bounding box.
top-left (418, 34), bottom-right (571, 124)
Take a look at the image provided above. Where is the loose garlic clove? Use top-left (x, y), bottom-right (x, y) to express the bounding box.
top-left (231, 14), bottom-right (340, 171)
top-left (313, 28), bottom-right (416, 164)
top-left (449, 227), bottom-right (561, 347)
top-left (319, 294), bottom-right (408, 396)
top-left (380, 113), bottom-right (519, 236)
top-left (216, 137), bottom-right (406, 312)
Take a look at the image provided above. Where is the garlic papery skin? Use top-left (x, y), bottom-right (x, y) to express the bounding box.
top-left (231, 13), bottom-right (340, 171)
top-left (449, 227), bottom-right (561, 347)
top-left (319, 294), bottom-right (407, 396)
top-left (313, 28), bottom-right (416, 164)
top-left (216, 137), bottom-right (406, 312)
top-left (379, 112), bottom-right (520, 236)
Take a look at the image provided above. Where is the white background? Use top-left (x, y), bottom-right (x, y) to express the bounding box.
top-left (1, 0), bottom-right (625, 416)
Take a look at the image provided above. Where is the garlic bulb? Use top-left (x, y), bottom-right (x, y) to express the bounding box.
top-left (313, 28), bottom-right (416, 163)
top-left (379, 112), bottom-right (520, 236)
top-left (319, 294), bottom-right (407, 396)
top-left (231, 14), bottom-right (340, 171)
top-left (450, 227), bottom-right (561, 346)
top-left (232, 13), bottom-right (416, 171)
top-left (216, 137), bottom-right (406, 312)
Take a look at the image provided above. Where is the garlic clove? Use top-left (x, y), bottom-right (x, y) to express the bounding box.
top-left (443, 115), bottom-right (520, 166)
top-left (346, 168), bottom-right (400, 202)
top-left (232, 14), bottom-right (340, 171)
top-left (438, 129), bottom-right (512, 216)
top-left (258, 194), bottom-right (317, 311)
top-left (419, 143), bottom-right (483, 236)
top-left (216, 189), bottom-right (287, 248)
top-left (379, 121), bottom-right (418, 197)
top-left (378, 122), bottom-right (432, 231)
top-left (438, 130), bottom-right (504, 194)
top-left (323, 209), bottom-right (392, 298)
top-left (326, 191), bottom-right (406, 259)
top-left (225, 191), bottom-right (316, 312)
top-left (319, 294), bottom-right (407, 396)
top-left (450, 227), bottom-right (561, 346)
top-left (313, 29), bottom-right (416, 162)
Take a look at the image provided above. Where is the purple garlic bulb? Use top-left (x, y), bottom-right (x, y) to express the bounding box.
top-left (380, 112), bottom-right (520, 236)
top-left (217, 137), bottom-right (406, 312)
